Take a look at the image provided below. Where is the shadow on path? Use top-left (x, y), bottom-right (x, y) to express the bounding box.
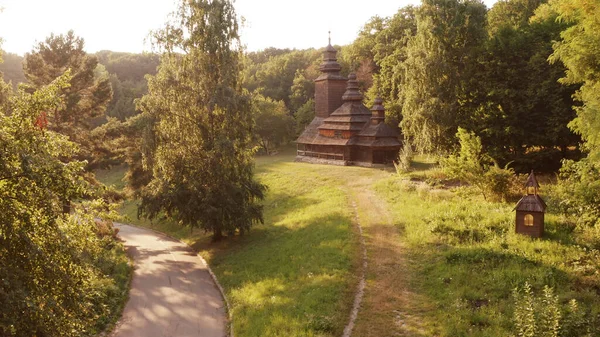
top-left (111, 223), bottom-right (226, 337)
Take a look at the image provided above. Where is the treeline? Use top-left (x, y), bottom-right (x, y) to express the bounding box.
top-left (0, 50), bottom-right (159, 122)
top-left (0, 0), bottom-right (596, 188)
top-left (0, 1), bottom-right (589, 172)
top-left (341, 0), bottom-right (579, 172)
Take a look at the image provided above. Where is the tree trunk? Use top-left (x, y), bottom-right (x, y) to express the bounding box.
top-left (212, 227), bottom-right (223, 242)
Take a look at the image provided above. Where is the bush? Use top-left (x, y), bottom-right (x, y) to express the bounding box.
top-left (512, 282), bottom-right (594, 337)
top-left (395, 145), bottom-right (414, 174)
top-left (441, 128), bottom-right (516, 201)
top-left (551, 159), bottom-right (600, 228)
top-left (513, 283), bottom-right (560, 337)
top-left (0, 72), bottom-right (130, 337)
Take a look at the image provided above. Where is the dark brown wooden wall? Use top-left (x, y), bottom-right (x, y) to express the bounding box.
top-left (315, 79), bottom-right (347, 118)
top-left (515, 211), bottom-right (544, 237)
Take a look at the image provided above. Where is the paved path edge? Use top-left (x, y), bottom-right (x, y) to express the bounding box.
top-left (114, 222), bottom-right (235, 337)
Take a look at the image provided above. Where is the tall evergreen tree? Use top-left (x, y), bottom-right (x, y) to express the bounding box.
top-left (23, 31), bottom-right (113, 169)
top-left (137, 0), bottom-right (265, 240)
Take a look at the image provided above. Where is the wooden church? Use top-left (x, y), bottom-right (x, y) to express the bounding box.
top-left (295, 42), bottom-right (401, 167)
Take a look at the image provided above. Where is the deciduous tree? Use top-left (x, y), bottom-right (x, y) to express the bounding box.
top-left (252, 94), bottom-right (295, 154)
top-left (401, 0), bottom-right (487, 153)
top-left (475, 0), bottom-right (579, 172)
top-left (137, 0), bottom-right (265, 240)
top-left (537, 0), bottom-right (600, 162)
top-left (0, 72), bottom-right (126, 337)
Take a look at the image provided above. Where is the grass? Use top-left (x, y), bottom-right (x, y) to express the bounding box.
top-left (92, 240), bottom-right (133, 335)
top-left (105, 147), bottom-right (362, 337)
top-left (94, 164), bottom-right (128, 190)
top-left (373, 172), bottom-right (600, 336)
top-left (97, 146), bottom-right (600, 336)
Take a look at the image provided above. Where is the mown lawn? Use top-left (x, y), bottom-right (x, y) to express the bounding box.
top-left (112, 147), bottom-right (362, 337)
top-left (98, 149), bottom-right (600, 336)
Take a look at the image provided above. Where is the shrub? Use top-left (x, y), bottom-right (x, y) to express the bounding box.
top-left (551, 159), bottom-right (600, 229)
top-left (441, 128), bottom-right (516, 201)
top-left (395, 145), bottom-right (414, 174)
top-left (512, 283), bottom-right (594, 337)
top-left (513, 283), bottom-right (560, 337)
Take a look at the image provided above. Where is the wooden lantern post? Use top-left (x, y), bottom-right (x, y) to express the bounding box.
top-left (514, 171), bottom-right (547, 238)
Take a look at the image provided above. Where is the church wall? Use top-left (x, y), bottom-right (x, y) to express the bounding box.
top-left (315, 79), bottom-right (347, 118)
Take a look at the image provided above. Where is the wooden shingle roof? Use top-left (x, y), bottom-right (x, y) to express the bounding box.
top-left (514, 194), bottom-right (547, 212)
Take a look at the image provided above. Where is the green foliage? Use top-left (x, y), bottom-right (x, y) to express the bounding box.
top-left (0, 74), bottom-right (130, 336)
top-left (137, 0), bottom-right (265, 240)
top-left (401, 0), bottom-right (488, 153)
top-left (476, 1), bottom-right (579, 172)
top-left (243, 48), bottom-right (321, 110)
top-left (513, 283), bottom-right (561, 337)
top-left (562, 299), bottom-right (594, 337)
top-left (289, 68), bottom-right (316, 112)
top-left (488, 0), bottom-right (545, 35)
top-left (344, 6), bottom-right (417, 124)
top-left (345, 0), bottom-right (579, 172)
top-left (252, 94), bottom-right (295, 155)
top-left (551, 159), bottom-right (600, 230)
top-left (96, 51), bottom-right (159, 121)
top-left (531, 0), bottom-right (600, 255)
top-left (293, 98), bottom-right (315, 136)
top-left (442, 128), bottom-right (516, 201)
top-left (23, 30), bottom-right (114, 170)
top-left (394, 144), bottom-right (413, 174)
top-left (539, 0), bottom-right (600, 162)
top-left (512, 282), bottom-right (594, 337)
top-left (96, 51), bottom-right (159, 83)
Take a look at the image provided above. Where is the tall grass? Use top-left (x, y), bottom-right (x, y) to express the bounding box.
top-left (375, 175), bottom-right (600, 336)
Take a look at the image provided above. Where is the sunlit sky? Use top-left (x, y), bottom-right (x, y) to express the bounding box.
top-left (0, 0), bottom-right (498, 55)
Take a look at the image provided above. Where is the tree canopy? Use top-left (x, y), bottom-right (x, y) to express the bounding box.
top-left (0, 71), bottom-right (127, 337)
top-left (23, 31), bottom-right (113, 169)
top-left (252, 93), bottom-right (295, 154)
top-left (538, 0), bottom-right (600, 162)
top-left (136, 0), bottom-right (265, 240)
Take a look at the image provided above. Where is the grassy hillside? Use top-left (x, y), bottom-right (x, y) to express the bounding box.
top-left (98, 149), bottom-right (600, 336)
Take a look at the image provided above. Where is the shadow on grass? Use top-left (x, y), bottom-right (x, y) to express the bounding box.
top-left (183, 190), bottom-right (356, 336)
top-left (542, 218), bottom-right (578, 245)
top-left (410, 159), bottom-right (437, 172)
top-left (410, 244), bottom-right (573, 336)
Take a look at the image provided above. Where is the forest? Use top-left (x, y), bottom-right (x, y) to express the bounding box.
top-left (1, 0), bottom-right (600, 336)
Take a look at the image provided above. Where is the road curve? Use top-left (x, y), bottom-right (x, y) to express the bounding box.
top-left (112, 223), bottom-right (226, 337)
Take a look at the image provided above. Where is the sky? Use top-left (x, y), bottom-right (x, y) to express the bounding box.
top-left (0, 0), bottom-right (498, 56)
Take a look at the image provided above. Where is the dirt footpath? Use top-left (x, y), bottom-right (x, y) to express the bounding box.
top-left (111, 223), bottom-right (226, 337)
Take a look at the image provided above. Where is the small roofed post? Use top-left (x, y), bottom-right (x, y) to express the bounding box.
top-left (514, 171), bottom-right (547, 238)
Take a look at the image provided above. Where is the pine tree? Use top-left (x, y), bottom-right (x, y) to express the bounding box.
top-left (137, 0), bottom-right (265, 240)
top-left (23, 30), bottom-right (113, 169)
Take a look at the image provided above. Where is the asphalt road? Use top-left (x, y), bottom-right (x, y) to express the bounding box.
top-left (111, 223), bottom-right (227, 337)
